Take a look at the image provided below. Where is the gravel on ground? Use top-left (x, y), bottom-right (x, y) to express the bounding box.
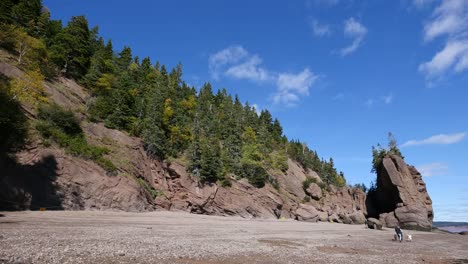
top-left (0, 211), bottom-right (467, 264)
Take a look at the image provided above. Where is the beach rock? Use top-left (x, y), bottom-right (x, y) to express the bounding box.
top-left (459, 231), bottom-right (468, 235)
top-left (367, 218), bottom-right (382, 230)
top-left (380, 212), bottom-right (399, 228)
top-left (295, 204), bottom-right (319, 222)
top-left (367, 155), bottom-right (433, 230)
top-left (349, 211), bottom-right (366, 224)
top-left (318, 211), bottom-right (329, 222)
top-left (305, 183), bottom-right (322, 200)
top-left (341, 214), bottom-right (353, 225)
top-left (329, 213), bottom-right (340, 223)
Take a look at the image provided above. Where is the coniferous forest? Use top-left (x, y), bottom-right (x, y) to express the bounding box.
top-left (0, 0), bottom-right (346, 188)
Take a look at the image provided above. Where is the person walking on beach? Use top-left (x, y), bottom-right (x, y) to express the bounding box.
top-left (395, 225), bottom-right (403, 242)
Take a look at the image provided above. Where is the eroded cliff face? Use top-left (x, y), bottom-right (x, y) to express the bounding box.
top-left (367, 155), bottom-right (433, 230)
top-left (0, 60), bottom-right (366, 223)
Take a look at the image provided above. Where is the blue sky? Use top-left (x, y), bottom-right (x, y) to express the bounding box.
top-left (44, 0), bottom-right (468, 222)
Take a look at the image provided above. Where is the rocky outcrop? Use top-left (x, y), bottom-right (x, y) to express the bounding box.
top-left (295, 204), bottom-right (319, 222)
top-left (305, 183), bottom-right (322, 200)
top-left (367, 155), bottom-right (433, 230)
top-left (0, 146), bottom-right (152, 211)
top-left (367, 218), bottom-right (382, 230)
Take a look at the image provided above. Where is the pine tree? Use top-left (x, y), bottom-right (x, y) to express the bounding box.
top-left (10, 0), bottom-right (42, 30)
top-left (50, 16), bottom-right (92, 79)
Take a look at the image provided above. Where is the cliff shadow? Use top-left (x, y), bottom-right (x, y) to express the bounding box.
top-left (0, 154), bottom-right (65, 211)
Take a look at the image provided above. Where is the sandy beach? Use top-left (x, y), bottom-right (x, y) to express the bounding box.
top-left (0, 211), bottom-right (467, 264)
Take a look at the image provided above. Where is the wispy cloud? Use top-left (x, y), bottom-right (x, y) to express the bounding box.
top-left (340, 17), bottom-right (368, 56)
top-left (419, 40), bottom-right (468, 76)
top-left (423, 0), bottom-right (467, 42)
top-left (273, 68), bottom-right (318, 106)
top-left (310, 19), bottom-right (332, 37)
top-left (382, 94), bottom-right (393, 104)
top-left (401, 132), bottom-right (467, 147)
top-left (412, 0), bottom-right (436, 9)
top-left (209, 46), bottom-right (318, 106)
top-left (309, 0), bottom-right (340, 7)
top-left (419, 0), bottom-right (468, 79)
top-left (364, 94), bottom-right (393, 107)
top-left (416, 162), bottom-right (449, 177)
top-left (225, 55), bottom-right (271, 82)
top-left (209, 46), bottom-right (249, 80)
top-left (332, 93), bottom-right (344, 100)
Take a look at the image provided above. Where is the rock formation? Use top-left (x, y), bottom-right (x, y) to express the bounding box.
top-left (366, 154), bottom-right (433, 230)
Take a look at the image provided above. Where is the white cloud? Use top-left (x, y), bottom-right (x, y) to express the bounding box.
top-left (382, 94), bottom-right (393, 104)
top-left (225, 55), bottom-right (271, 82)
top-left (423, 0), bottom-right (468, 41)
top-left (277, 68), bottom-right (317, 96)
top-left (340, 17), bottom-right (368, 56)
top-left (273, 68), bottom-right (318, 106)
top-left (419, 0), bottom-right (468, 79)
top-left (208, 46), bottom-right (249, 80)
top-left (401, 132), bottom-right (467, 147)
top-left (209, 46), bottom-right (318, 106)
top-left (417, 162), bottom-right (449, 177)
top-left (310, 19), bottom-right (332, 37)
top-left (272, 91), bottom-right (300, 106)
top-left (419, 40), bottom-right (468, 75)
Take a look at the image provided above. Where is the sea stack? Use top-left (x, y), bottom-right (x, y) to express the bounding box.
top-left (367, 154), bottom-right (433, 231)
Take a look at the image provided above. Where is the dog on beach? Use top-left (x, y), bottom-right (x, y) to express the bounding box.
top-left (406, 234), bottom-right (412, 242)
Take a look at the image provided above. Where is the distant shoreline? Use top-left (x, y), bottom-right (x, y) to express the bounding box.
top-left (436, 226), bottom-right (468, 233)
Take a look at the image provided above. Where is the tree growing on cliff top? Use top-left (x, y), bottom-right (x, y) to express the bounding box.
top-left (371, 132), bottom-right (404, 174)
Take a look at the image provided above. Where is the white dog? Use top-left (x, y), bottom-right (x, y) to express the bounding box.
top-left (406, 234), bottom-right (412, 242)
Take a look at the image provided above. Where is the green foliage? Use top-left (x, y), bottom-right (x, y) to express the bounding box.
top-left (50, 16), bottom-right (92, 79)
top-left (238, 162), bottom-right (268, 188)
top-left (371, 132), bottom-right (404, 174)
top-left (317, 181), bottom-right (327, 190)
top-left (219, 177), bottom-right (232, 188)
top-left (9, 0), bottom-right (42, 31)
top-left (198, 137), bottom-right (224, 184)
top-left (137, 178), bottom-right (160, 199)
top-left (37, 104), bottom-right (82, 135)
top-left (269, 150), bottom-right (288, 172)
top-left (302, 177), bottom-right (317, 191)
top-left (0, 75), bottom-right (28, 153)
top-left (36, 104), bottom-right (116, 173)
top-left (352, 183), bottom-right (368, 193)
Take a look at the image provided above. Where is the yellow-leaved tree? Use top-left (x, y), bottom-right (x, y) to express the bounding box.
top-left (10, 70), bottom-right (47, 105)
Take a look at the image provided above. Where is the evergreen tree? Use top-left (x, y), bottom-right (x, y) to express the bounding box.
top-left (10, 0), bottom-right (42, 30)
top-left (0, 0), bottom-right (19, 24)
top-left (50, 16), bottom-right (92, 79)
